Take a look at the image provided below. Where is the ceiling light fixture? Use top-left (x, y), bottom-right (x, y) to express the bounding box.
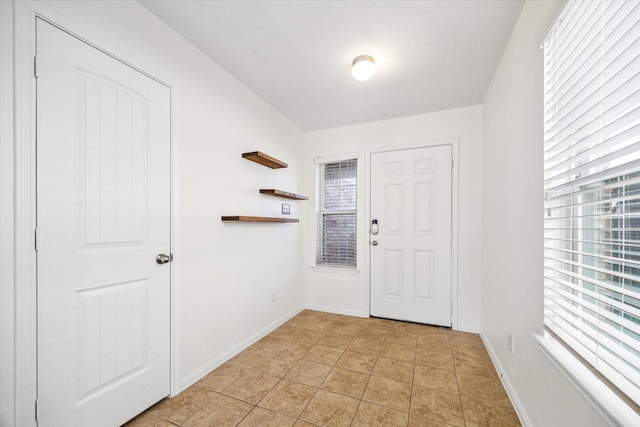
top-left (351, 55), bottom-right (376, 81)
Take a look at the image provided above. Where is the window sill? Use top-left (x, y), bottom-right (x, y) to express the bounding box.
top-left (534, 333), bottom-right (640, 426)
top-left (311, 266), bottom-right (360, 275)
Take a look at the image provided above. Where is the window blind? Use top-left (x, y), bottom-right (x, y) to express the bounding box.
top-left (316, 159), bottom-right (357, 267)
top-left (543, 0), bottom-right (640, 405)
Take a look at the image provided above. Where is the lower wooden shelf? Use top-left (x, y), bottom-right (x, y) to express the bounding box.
top-left (221, 216), bottom-right (299, 223)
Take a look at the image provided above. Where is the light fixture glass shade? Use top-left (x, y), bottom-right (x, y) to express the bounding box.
top-left (351, 55), bottom-right (376, 81)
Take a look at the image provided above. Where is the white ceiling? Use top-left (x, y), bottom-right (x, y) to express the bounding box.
top-left (139, 0), bottom-right (525, 131)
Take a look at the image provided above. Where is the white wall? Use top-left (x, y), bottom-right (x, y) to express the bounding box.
top-left (481, 1), bottom-right (609, 425)
top-left (304, 105), bottom-right (483, 332)
top-left (2, 2), bottom-right (306, 422)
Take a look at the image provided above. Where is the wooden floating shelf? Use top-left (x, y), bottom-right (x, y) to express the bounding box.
top-left (221, 216), bottom-right (299, 223)
top-left (259, 189), bottom-right (308, 200)
top-left (242, 151), bottom-right (288, 169)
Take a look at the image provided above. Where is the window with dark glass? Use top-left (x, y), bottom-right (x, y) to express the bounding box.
top-left (316, 159), bottom-right (357, 268)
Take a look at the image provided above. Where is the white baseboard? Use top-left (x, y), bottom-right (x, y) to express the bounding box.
top-left (480, 332), bottom-right (532, 427)
top-left (455, 323), bottom-right (480, 333)
top-left (178, 304), bottom-right (305, 392)
top-left (304, 303), bottom-right (368, 318)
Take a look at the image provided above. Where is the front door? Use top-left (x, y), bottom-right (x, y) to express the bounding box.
top-left (370, 145), bottom-right (452, 326)
top-left (36, 19), bottom-right (171, 426)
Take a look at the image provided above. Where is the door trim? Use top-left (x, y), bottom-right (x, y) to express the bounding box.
top-left (13, 2), bottom-right (176, 425)
top-left (365, 138), bottom-right (459, 330)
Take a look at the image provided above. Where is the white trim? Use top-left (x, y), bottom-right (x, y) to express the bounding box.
top-left (365, 137), bottom-right (460, 330)
top-left (305, 304), bottom-right (369, 319)
top-left (310, 266), bottom-right (360, 275)
top-left (456, 323), bottom-right (480, 334)
top-left (169, 89), bottom-right (179, 397)
top-left (0, 1), bottom-right (16, 425)
top-left (314, 151), bottom-right (360, 165)
top-left (315, 158), bottom-right (358, 269)
top-left (481, 332), bottom-right (532, 427)
top-left (179, 305), bottom-right (305, 391)
top-left (29, 4), bottom-right (171, 88)
top-left (537, 0), bottom-right (569, 49)
top-left (535, 333), bottom-right (640, 427)
top-left (13, 1), bottom-right (177, 421)
top-left (13, 2), bottom-right (38, 425)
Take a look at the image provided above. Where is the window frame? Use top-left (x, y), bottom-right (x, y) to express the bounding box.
top-left (541, 0), bottom-right (640, 419)
top-left (314, 155), bottom-right (358, 270)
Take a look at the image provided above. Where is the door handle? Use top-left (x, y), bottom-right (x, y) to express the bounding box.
top-left (371, 241), bottom-right (378, 246)
top-left (156, 253), bottom-right (172, 264)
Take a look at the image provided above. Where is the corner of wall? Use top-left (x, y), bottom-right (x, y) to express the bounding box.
top-left (178, 304), bottom-right (305, 392)
top-left (480, 332), bottom-right (532, 426)
top-left (480, 1), bottom-right (612, 425)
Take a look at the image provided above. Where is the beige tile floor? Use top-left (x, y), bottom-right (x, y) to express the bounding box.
top-left (125, 310), bottom-right (520, 427)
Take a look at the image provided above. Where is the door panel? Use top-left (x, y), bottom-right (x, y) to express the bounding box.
top-left (75, 279), bottom-right (149, 402)
top-left (384, 249), bottom-right (403, 297)
top-left (415, 250), bottom-right (434, 301)
top-left (83, 71), bottom-right (149, 245)
top-left (370, 146), bottom-right (452, 326)
top-left (36, 19), bottom-right (171, 426)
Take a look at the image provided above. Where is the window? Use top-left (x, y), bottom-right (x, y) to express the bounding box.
top-left (316, 159), bottom-right (357, 268)
top-left (543, 0), bottom-right (640, 406)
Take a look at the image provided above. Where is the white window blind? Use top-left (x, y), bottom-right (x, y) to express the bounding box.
top-left (316, 159), bottom-right (357, 267)
top-left (543, 0), bottom-right (640, 406)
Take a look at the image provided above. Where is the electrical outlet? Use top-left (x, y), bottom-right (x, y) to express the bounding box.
top-left (272, 291), bottom-right (276, 303)
top-left (508, 333), bottom-right (514, 354)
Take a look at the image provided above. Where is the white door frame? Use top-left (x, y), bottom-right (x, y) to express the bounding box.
top-left (12, 2), bottom-right (177, 425)
top-left (365, 138), bottom-right (459, 330)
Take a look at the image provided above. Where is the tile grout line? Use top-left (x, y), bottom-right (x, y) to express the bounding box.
top-left (349, 322), bottom-right (381, 426)
top-left (408, 336), bottom-right (416, 427)
top-left (287, 321), bottom-right (355, 426)
top-left (452, 342), bottom-right (468, 427)
top-left (290, 333), bottom-right (323, 425)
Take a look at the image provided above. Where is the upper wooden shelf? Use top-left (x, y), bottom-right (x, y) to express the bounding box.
top-left (221, 216), bottom-right (299, 223)
top-left (242, 151), bottom-right (288, 169)
top-left (259, 189), bottom-right (308, 200)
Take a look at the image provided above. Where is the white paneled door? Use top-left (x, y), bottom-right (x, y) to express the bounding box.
top-left (36, 19), bottom-right (171, 426)
top-left (370, 146), bottom-right (452, 326)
